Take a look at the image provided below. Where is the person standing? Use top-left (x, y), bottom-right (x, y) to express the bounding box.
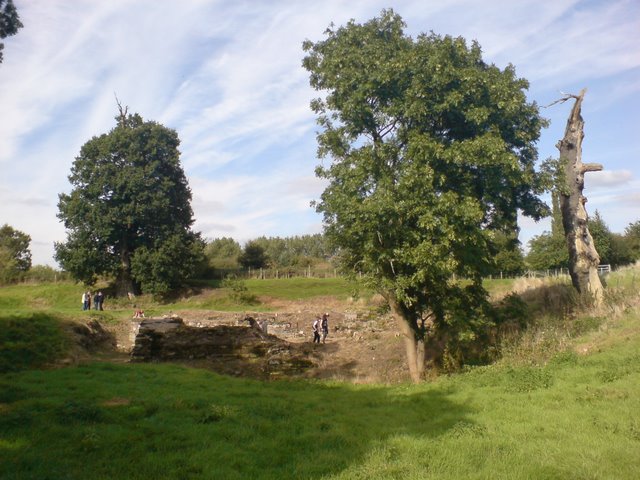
top-left (312, 316), bottom-right (321, 344)
top-left (81, 291), bottom-right (87, 311)
top-left (86, 291), bottom-right (92, 310)
top-left (93, 291), bottom-right (99, 310)
top-left (321, 313), bottom-right (329, 343)
top-left (97, 291), bottom-right (104, 311)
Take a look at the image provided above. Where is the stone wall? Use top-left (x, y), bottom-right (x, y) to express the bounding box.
top-left (130, 316), bottom-right (319, 379)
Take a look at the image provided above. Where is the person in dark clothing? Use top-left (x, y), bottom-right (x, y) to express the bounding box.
top-left (96, 291), bottom-right (104, 310)
top-left (321, 313), bottom-right (329, 343)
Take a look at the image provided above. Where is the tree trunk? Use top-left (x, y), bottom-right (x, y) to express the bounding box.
top-left (388, 297), bottom-right (425, 382)
top-left (556, 89), bottom-right (604, 304)
top-left (115, 239), bottom-right (135, 297)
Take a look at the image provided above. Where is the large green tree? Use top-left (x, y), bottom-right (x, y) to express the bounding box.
top-left (303, 10), bottom-right (548, 381)
top-left (205, 237), bottom-right (242, 269)
top-left (0, 0), bottom-right (22, 64)
top-left (624, 220), bottom-right (640, 262)
top-left (489, 230), bottom-right (525, 277)
top-left (0, 224), bottom-right (31, 283)
top-left (55, 109), bottom-right (203, 296)
top-left (526, 191), bottom-right (569, 270)
top-left (588, 210), bottom-right (612, 265)
top-left (238, 241), bottom-right (269, 270)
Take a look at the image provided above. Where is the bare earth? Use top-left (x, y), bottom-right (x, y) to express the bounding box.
top-left (91, 296), bottom-right (411, 384)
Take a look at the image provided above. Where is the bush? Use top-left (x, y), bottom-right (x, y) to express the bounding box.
top-left (23, 265), bottom-right (68, 283)
top-left (221, 276), bottom-right (259, 305)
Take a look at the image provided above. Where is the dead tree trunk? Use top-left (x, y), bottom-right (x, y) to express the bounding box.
top-left (555, 89), bottom-right (604, 304)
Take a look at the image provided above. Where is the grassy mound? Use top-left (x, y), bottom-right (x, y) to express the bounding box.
top-left (0, 312), bottom-right (68, 373)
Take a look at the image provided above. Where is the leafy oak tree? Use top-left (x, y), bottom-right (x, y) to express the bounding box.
top-left (0, 0), bottom-right (22, 64)
top-left (303, 10), bottom-right (548, 381)
top-left (55, 109), bottom-right (203, 296)
top-left (0, 224), bottom-right (31, 283)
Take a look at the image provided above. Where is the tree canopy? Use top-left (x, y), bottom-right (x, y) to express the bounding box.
top-left (0, 0), bottom-right (22, 64)
top-left (0, 224), bottom-right (31, 283)
top-left (303, 10), bottom-right (548, 381)
top-left (55, 110), bottom-right (203, 296)
top-left (204, 237), bottom-right (242, 270)
top-left (526, 205), bottom-right (635, 270)
top-left (238, 241), bottom-right (269, 270)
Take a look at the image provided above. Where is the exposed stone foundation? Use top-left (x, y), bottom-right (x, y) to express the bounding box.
top-left (130, 316), bottom-right (319, 379)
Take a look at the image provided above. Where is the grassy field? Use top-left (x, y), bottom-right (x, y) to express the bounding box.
top-left (1, 269), bottom-right (639, 478)
top-left (0, 276), bottom-right (364, 318)
top-left (1, 313), bottom-right (639, 479)
top-left (0, 273), bottom-right (562, 317)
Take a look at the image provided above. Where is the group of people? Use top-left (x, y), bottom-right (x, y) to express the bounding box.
top-left (312, 313), bottom-right (329, 344)
top-left (81, 291), bottom-right (104, 311)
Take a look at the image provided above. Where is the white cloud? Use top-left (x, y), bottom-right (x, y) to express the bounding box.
top-left (589, 170), bottom-right (634, 188)
top-left (0, 0), bottom-right (639, 265)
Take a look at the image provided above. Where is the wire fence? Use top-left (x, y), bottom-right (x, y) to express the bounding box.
top-left (215, 265), bottom-right (614, 281)
top-left (212, 266), bottom-right (341, 280)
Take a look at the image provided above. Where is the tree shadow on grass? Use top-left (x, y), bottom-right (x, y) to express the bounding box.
top-left (0, 363), bottom-right (472, 479)
top-left (246, 381), bottom-right (468, 479)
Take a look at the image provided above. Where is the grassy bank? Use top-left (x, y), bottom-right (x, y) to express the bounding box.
top-left (0, 276), bottom-right (365, 317)
top-left (1, 321), bottom-right (639, 479)
top-left (0, 312), bottom-right (68, 373)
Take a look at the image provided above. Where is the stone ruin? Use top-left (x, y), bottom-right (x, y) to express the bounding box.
top-left (130, 316), bottom-right (319, 379)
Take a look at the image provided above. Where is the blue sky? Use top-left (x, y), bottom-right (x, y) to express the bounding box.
top-left (1, 0), bottom-right (638, 266)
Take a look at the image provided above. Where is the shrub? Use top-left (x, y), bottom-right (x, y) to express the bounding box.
top-left (221, 276), bottom-right (259, 305)
top-left (23, 265), bottom-right (68, 283)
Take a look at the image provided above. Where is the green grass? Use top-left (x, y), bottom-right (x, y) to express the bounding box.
top-left (244, 277), bottom-right (362, 300)
top-left (0, 277), bottom-right (368, 316)
top-left (0, 282), bottom-right (82, 314)
top-left (0, 312), bottom-right (69, 372)
top-left (1, 269), bottom-right (639, 478)
top-left (1, 325), bottom-right (639, 479)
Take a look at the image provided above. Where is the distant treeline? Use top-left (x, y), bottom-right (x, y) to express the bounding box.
top-left (203, 234), bottom-right (338, 274)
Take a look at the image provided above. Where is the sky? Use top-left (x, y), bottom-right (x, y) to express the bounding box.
top-left (1, 0), bottom-right (639, 267)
